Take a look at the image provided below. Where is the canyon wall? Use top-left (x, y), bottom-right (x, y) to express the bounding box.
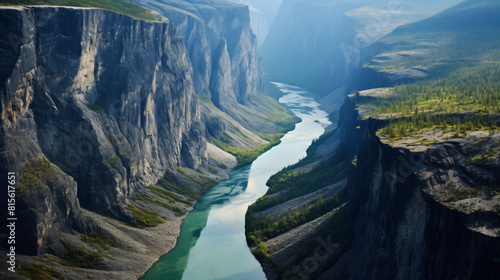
top-left (0, 6), bottom-right (205, 255)
top-left (131, 0), bottom-right (263, 109)
top-left (345, 113), bottom-right (500, 279)
top-left (130, 0), bottom-right (294, 141)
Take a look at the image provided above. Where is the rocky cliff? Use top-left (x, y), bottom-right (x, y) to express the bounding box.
top-left (0, 6), bottom-right (205, 255)
top-left (225, 0), bottom-right (283, 47)
top-left (129, 0), bottom-right (295, 140)
top-left (248, 1), bottom-right (500, 279)
top-left (344, 111), bottom-right (500, 280)
top-left (335, 2), bottom-right (500, 278)
top-left (150, 0), bottom-right (264, 107)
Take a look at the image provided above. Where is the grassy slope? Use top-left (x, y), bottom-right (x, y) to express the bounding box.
top-left (245, 142), bottom-right (352, 277)
top-left (361, 1), bottom-right (500, 142)
top-left (0, 0), bottom-right (161, 21)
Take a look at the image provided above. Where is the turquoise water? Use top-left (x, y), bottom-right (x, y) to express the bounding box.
top-left (141, 83), bottom-right (330, 280)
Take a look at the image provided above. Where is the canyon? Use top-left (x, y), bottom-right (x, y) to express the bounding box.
top-left (0, 1), bottom-right (293, 279)
top-left (0, 0), bottom-right (499, 279)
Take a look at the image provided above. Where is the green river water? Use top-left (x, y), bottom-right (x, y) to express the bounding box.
top-left (141, 83), bottom-right (330, 280)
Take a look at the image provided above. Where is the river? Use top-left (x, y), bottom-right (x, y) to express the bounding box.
top-left (141, 83), bottom-right (331, 280)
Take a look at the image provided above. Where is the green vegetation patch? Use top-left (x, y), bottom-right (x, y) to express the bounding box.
top-left (176, 167), bottom-right (186, 175)
top-left (256, 133), bottom-right (285, 143)
top-left (134, 194), bottom-right (186, 216)
top-left (175, 169), bottom-right (217, 194)
top-left (18, 262), bottom-right (63, 280)
top-left (247, 191), bottom-right (347, 244)
top-left (17, 158), bottom-right (55, 197)
top-left (102, 155), bottom-right (121, 166)
top-left (147, 184), bottom-right (191, 205)
top-left (125, 203), bottom-right (165, 228)
top-left (357, 62), bottom-right (500, 143)
top-left (275, 205), bottom-right (352, 279)
top-left (443, 187), bottom-right (480, 203)
top-left (359, 63), bottom-right (500, 120)
top-left (359, 29), bottom-right (500, 143)
top-left (467, 149), bottom-right (498, 163)
top-left (210, 137), bottom-right (280, 169)
top-left (87, 103), bottom-right (104, 111)
top-left (207, 165), bottom-right (218, 174)
top-left (1, 0), bottom-right (161, 21)
top-left (80, 231), bottom-right (117, 250)
top-left (378, 114), bottom-right (500, 143)
top-left (254, 242), bottom-right (271, 260)
top-left (488, 184), bottom-right (500, 197)
top-left (60, 238), bottom-right (103, 269)
top-left (158, 177), bottom-right (198, 199)
top-left (252, 147), bottom-right (350, 212)
top-left (248, 92), bottom-right (299, 132)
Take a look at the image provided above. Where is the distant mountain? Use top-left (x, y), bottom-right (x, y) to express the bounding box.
top-left (260, 0), bottom-right (462, 96)
top-left (395, 0), bottom-right (500, 33)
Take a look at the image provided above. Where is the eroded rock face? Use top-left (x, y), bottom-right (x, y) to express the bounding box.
top-left (130, 0), bottom-right (264, 110)
top-left (0, 6), bottom-right (206, 254)
top-left (346, 117), bottom-right (500, 279)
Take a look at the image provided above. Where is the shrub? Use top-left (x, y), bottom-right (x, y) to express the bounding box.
top-left (134, 194), bottom-right (186, 216)
top-left (60, 239), bottom-right (103, 269)
top-left (17, 158), bottom-right (55, 197)
top-left (18, 263), bottom-right (63, 280)
top-left (147, 184), bottom-right (191, 205)
top-left (125, 204), bottom-right (165, 228)
top-left (80, 231), bottom-right (117, 250)
top-left (157, 177), bottom-right (197, 199)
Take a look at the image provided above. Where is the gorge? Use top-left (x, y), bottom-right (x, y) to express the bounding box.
top-left (142, 83), bottom-right (330, 280)
top-left (1, 0), bottom-right (500, 280)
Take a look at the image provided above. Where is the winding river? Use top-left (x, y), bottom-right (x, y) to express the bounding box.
top-left (141, 83), bottom-right (331, 280)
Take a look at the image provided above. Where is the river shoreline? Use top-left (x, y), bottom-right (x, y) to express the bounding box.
top-left (141, 83), bottom-right (330, 280)
top-left (2, 83), bottom-right (327, 280)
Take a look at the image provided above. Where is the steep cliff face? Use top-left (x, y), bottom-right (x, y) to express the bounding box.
top-left (225, 0), bottom-right (283, 47)
top-left (131, 0), bottom-right (263, 109)
top-left (248, 1), bottom-right (500, 278)
top-left (345, 117), bottom-right (500, 279)
top-left (0, 6), bottom-right (205, 254)
top-left (129, 0), bottom-right (296, 146)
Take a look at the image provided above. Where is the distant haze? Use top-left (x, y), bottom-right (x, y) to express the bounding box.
top-left (226, 0), bottom-right (283, 47)
top-left (259, 0), bottom-right (463, 94)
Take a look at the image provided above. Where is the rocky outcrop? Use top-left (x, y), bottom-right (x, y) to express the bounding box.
top-left (344, 116), bottom-right (500, 279)
top-left (0, 6), bottom-right (205, 255)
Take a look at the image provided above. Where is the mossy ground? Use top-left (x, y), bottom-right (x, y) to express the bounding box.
top-left (80, 231), bottom-right (117, 250)
top-left (17, 158), bottom-right (55, 197)
top-left (134, 194), bottom-right (186, 216)
top-left (125, 204), bottom-right (165, 228)
top-left (18, 262), bottom-right (63, 280)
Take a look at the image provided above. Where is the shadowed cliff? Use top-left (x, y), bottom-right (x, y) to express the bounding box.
top-left (0, 6), bottom-right (205, 256)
